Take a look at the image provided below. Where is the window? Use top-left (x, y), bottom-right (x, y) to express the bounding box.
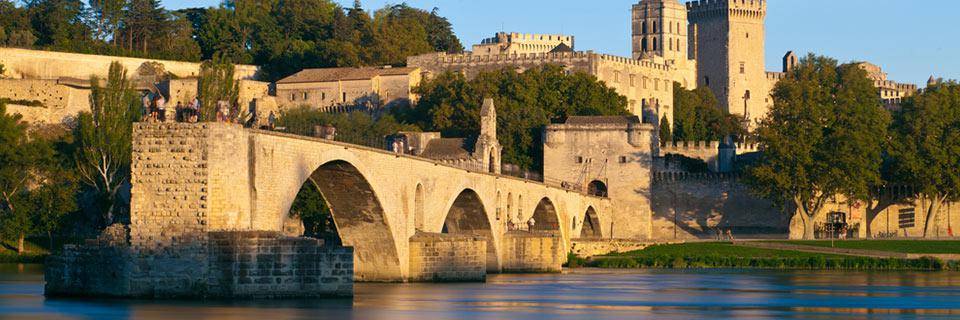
top-left (740, 62), bottom-right (746, 74)
top-left (342, 92), bottom-right (347, 103)
top-left (290, 93), bottom-right (296, 101)
top-left (302, 92), bottom-right (309, 100)
top-left (653, 37), bottom-right (658, 51)
top-left (653, 21), bottom-right (658, 33)
top-left (746, 32), bottom-right (750, 38)
top-left (614, 71), bottom-right (620, 83)
top-left (630, 74), bottom-right (636, 87)
top-left (669, 38), bottom-right (673, 51)
top-left (654, 79), bottom-right (659, 91)
top-left (705, 76), bottom-right (710, 86)
top-left (619, 156), bottom-right (628, 163)
top-left (576, 156), bottom-right (584, 164)
top-left (898, 208), bottom-right (916, 229)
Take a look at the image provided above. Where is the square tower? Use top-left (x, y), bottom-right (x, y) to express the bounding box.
top-left (687, 0), bottom-right (767, 128)
top-left (632, 0), bottom-right (691, 65)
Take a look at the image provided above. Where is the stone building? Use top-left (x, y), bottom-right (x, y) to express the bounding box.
top-left (687, 0), bottom-right (769, 129)
top-left (472, 32), bottom-right (575, 57)
top-left (543, 116), bottom-right (656, 238)
top-left (856, 62), bottom-right (918, 108)
top-left (275, 66), bottom-right (421, 113)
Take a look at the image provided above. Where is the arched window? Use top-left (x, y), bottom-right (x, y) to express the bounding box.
top-left (653, 37), bottom-right (658, 51)
top-left (641, 38), bottom-right (648, 52)
top-left (653, 21), bottom-right (658, 33)
top-left (642, 21), bottom-right (648, 34)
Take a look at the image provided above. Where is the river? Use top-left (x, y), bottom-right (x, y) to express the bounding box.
top-left (2, 264), bottom-right (959, 319)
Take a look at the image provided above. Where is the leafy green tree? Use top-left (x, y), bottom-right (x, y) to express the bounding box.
top-left (397, 65), bottom-right (628, 171)
top-left (672, 83), bottom-right (742, 142)
top-left (887, 82), bottom-right (960, 238)
top-left (369, 4), bottom-right (436, 66)
top-left (198, 57), bottom-right (239, 122)
top-left (746, 54), bottom-right (889, 239)
top-left (659, 115), bottom-right (672, 145)
top-left (75, 62), bottom-right (140, 225)
top-left (277, 106), bottom-right (417, 141)
top-left (88, 0), bottom-right (126, 42)
top-left (117, 0), bottom-right (165, 53)
top-left (27, 0), bottom-right (90, 49)
top-left (289, 183), bottom-right (337, 242)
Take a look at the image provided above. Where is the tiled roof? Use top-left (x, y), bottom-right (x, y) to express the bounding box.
top-left (276, 67), bottom-right (417, 84)
top-left (564, 116), bottom-right (641, 125)
top-left (420, 138), bottom-right (472, 160)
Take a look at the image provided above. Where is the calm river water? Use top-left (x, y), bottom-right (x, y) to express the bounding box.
top-left (1, 264), bottom-right (959, 319)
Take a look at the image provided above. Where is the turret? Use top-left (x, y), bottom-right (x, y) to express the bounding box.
top-left (632, 0), bottom-right (691, 64)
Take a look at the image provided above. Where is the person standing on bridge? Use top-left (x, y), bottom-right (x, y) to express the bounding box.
top-left (527, 217), bottom-right (536, 231)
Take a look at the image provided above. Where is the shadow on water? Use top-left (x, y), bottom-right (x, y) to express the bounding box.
top-left (2, 264), bottom-right (960, 320)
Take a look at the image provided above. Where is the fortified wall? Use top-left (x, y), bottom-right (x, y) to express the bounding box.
top-left (0, 48), bottom-right (274, 124)
top-left (408, 50), bottom-right (692, 126)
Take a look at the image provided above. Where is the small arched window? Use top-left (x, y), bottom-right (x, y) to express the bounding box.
top-left (653, 37), bottom-right (658, 51)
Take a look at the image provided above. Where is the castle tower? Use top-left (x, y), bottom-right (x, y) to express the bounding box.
top-left (632, 0), bottom-right (691, 66)
top-left (687, 0), bottom-right (767, 129)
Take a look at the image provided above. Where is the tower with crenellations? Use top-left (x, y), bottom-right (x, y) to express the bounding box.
top-left (687, 0), bottom-right (768, 129)
top-left (632, 0), bottom-right (692, 69)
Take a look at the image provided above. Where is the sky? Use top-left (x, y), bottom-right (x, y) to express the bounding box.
top-left (161, 0), bottom-right (957, 86)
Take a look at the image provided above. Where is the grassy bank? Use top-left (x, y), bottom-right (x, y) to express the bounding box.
top-left (0, 239), bottom-right (52, 264)
top-left (767, 240), bottom-right (960, 254)
top-left (574, 242), bottom-right (959, 271)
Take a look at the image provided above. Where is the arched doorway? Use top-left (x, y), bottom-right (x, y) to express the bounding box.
top-left (587, 180), bottom-right (608, 197)
top-left (489, 151), bottom-right (497, 173)
top-left (290, 160), bottom-right (400, 282)
top-left (530, 197), bottom-right (560, 232)
top-left (580, 207), bottom-right (601, 238)
top-left (443, 189), bottom-right (499, 272)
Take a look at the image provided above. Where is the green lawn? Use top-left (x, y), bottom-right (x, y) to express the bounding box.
top-left (579, 242), bottom-right (954, 271)
top-left (770, 240), bottom-right (960, 254)
top-left (0, 239), bottom-right (51, 263)
top-left (608, 242), bottom-right (840, 259)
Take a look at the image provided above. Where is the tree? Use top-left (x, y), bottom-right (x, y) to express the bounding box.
top-left (672, 83), bottom-right (742, 142)
top-left (198, 57), bottom-right (239, 122)
top-left (75, 62), bottom-right (140, 226)
top-left (746, 54), bottom-right (889, 239)
top-left (118, 0), bottom-right (165, 53)
top-left (27, 0), bottom-right (90, 49)
top-left (87, 0), bottom-right (125, 43)
top-left (659, 115), bottom-right (672, 145)
top-left (397, 65), bottom-right (629, 171)
top-left (887, 82), bottom-right (960, 238)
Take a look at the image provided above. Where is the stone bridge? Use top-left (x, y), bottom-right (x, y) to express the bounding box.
top-left (131, 123), bottom-right (612, 282)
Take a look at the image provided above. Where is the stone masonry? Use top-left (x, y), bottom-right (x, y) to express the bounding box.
top-left (408, 233), bottom-right (487, 282)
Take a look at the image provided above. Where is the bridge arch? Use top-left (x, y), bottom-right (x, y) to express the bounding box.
top-left (442, 189), bottom-right (499, 272)
top-left (580, 206), bottom-right (602, 238)
top-left (587, 180), bottom-right (608, 198)
top-left (303, 160), bottom-right (401, 281)
top-left (530, 197), bottom-right (561, 231)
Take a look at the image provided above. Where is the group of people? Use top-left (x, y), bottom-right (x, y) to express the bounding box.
top-left (141, 91), bottom-right (202, 123)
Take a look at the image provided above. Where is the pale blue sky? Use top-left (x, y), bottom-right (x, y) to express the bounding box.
top-left (162, 0), bottom-right (957, 86)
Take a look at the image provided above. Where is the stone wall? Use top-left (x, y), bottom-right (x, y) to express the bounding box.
top-left (0, 79), bottom-right (90, 124)
top-left (501, 231), bottom-right (563, 273)
top-left (651, 175), bottom-right (787, 240)
top-left (0, 47), bottom-right (258, 80)
top-left (407, 232), bottom-right (486, 282)
top-left (569, 239), bottom-right (653, 258)
top-left (46, 231), bottom-right (353, 298)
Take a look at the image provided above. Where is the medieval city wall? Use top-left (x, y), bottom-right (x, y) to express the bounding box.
top-left (0, 79), bottom-right (90, 123)
top-left (0, 47), bottom-right (258, 80)
top-left (790, 195), bottom-right (960, 239)
top-left (650, 173), bottom-right (787, 240)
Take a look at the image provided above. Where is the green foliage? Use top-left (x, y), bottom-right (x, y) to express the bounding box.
top-left (277, 106), bottom-right (417, 140)
top-left (396, 66), bottom-right (629, 171)
top-left (658, 115), bottom-right (672, 145)
top-left (887, 82), bottom-right (960, 237)
top-left (773, 240), bottom-right (960, 254)
top-left (591, 243), bottom-right (951, 271)
top-left (289, 183), bottom-right (337, 240)
top-left (198, 57), bottom-right (239, 122)
top-left (0, 98), bottom-right (44, 107)
top-left (746, 54), bottom-right (890, 239)
top-left (671, 83), bottom-right (742, 142)
top-left (75, 62), bottom-right (139, 225)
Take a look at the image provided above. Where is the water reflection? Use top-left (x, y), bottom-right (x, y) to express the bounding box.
top-left (1, 265), bottom-right (959, 319)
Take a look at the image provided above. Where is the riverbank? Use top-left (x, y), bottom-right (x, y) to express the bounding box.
top-left (569, 242), bottom-right (960, 271)
top-left (0, 239), bottom-right (49, 264)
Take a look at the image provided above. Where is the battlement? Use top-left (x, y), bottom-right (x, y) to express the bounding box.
top-left (481, 32), bottom-right (574, 45)
top-left (408, 51), bottom-right (675, 72)
top-left (662, 140), bottom-right (719, 152)
top-left (766, 71), bottom-right (785, 81)
top-left (687, 0), bottom-right (766, 18)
